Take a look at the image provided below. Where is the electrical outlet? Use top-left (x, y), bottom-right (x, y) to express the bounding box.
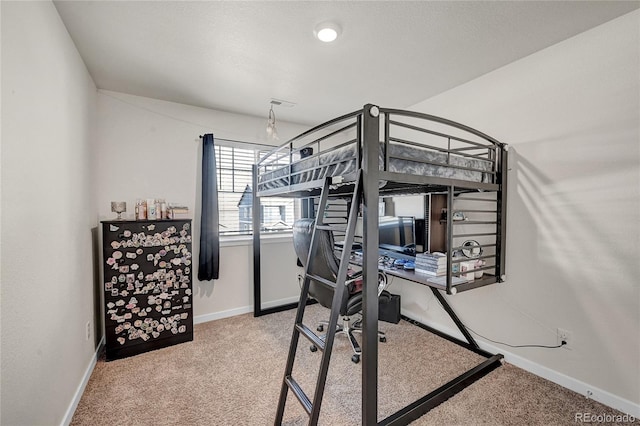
top-left (557, 328), bottom-right (572, 350)
top-left (86, 321), bottom-right (91, 341)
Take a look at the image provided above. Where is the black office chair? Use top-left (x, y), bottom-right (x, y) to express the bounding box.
top-left (293, 218), bottom-right (389, 364)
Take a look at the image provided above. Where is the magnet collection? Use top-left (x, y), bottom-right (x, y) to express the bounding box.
top-left (102, 220), bottom-right (193, 359)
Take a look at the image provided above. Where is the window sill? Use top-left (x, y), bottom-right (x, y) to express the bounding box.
top-left (219, 232), bottom-right (293, 247)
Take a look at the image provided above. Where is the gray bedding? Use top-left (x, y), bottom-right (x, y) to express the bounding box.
top-left (258, 142), bottom-right (493, 191)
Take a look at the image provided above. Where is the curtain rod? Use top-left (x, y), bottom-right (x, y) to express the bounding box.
top-left (198, 135), bottom-right (275, 148)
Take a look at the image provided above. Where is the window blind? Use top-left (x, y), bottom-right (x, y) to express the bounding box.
top-left (215, 143), bottom-right (296, 235)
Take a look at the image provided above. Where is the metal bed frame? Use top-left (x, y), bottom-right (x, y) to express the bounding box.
top-left (252, 104), bottom-right (508, 424)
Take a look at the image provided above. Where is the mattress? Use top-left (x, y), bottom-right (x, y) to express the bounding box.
top-left (258, 142), bottom-right (493, 192)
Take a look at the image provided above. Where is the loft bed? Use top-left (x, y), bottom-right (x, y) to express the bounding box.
top-left (252, 104), bottom-right (508, 425)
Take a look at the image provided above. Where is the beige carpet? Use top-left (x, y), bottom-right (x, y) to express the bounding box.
top-left (71, 305), bottom-right (633, 425)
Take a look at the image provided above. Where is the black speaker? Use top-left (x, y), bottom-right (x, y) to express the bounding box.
top-left (300, 147), bottom-right (313, 158)
top-left (415, 218), bottom-right (425, 248)
top-left (379, 293), bottom-right (401, 324)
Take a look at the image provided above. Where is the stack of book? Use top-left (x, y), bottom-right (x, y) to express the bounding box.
top-left (168, 204), bottom-right (190, 219)
top-left (415, 252), bottom-right (448, 276)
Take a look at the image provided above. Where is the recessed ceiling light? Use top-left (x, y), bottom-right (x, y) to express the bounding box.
top-left (314, 22), bottom-right (341, 43)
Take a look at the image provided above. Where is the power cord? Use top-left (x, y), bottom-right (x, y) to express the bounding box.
top-left (432, 297), bottom-right (566, 349)
top-left (297, 274), bottom-right (303, 290)
top-left (462, 323), bottom-right (566, 349)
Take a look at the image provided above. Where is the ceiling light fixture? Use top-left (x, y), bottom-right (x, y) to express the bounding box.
top-left (314, 22), bottom-right (341, 43)
top-left (266, 104), bottom-right (279, 141)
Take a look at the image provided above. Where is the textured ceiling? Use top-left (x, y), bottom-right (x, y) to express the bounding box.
top-left (54, 1), bottom-right (639, 126)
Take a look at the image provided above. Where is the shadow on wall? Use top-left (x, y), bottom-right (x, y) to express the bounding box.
top-left (510, 138), bottom-right (639, 398)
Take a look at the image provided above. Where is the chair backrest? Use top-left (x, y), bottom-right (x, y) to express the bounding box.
top-left (292, 219), bottom-right (349, 311)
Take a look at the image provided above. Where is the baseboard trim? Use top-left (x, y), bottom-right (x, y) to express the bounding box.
top-left (194, 306), bottom-right (253, 324)
top-left (402, 311), bottom-right (640, 418)
top-left (61, 336), bottom-right (105, 426)
top-left (194, 296), bottom-right (299, 325)
top-left (491, 343), bottom-right (640, 418)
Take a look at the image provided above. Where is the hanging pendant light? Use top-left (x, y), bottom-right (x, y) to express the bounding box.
top-left (266, 105), bottom-right (279, 141)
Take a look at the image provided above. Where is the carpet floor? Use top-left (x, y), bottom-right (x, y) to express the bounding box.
top-left (71, 305), bottom-right (633, 425)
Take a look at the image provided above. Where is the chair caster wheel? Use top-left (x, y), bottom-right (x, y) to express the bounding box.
top-left (317, 325), bottom-right (324, 332)
top-left (310, 345), bottom-right (318, 352)
top-left (351, 354), bottom-right (360, 364)
top-left (380, 336), bottom-right (386, 343)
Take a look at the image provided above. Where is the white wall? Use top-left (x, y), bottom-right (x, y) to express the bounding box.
top-left (95, 91), bottom-right (306, 322)
top-left (3, 2), bottom-right (636, 423)
top-left (394, 10), bottom-right (639, 413)
top-left (1, 1), bottom-right (98, 424)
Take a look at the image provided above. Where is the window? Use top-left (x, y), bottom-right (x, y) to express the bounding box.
top-left (216, 143), bottom-right (295, 236)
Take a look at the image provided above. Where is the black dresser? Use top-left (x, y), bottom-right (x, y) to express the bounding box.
top-left (101, 219), bottom-right (194, 360)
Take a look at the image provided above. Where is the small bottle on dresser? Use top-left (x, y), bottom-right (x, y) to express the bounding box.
top-left (147, 198), bottom-right (157, 220)
top-left (155, 199), bottom-right (162, 220)
top-left (159, 199), bottom-right (167, 219)
top-left (136, 199), bottom-right (147, 220)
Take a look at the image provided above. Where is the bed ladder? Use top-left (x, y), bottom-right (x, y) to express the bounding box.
top-left (275, 171), bottom-right (363, 425)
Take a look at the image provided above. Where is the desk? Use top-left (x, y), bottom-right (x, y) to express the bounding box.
top-left (348, 250), bottom-right (498, 294)
top-left (381, 266), bottom-right (498, 294)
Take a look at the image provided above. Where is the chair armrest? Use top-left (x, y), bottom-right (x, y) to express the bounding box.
top-left (347, 270), bottom-right (363, 279)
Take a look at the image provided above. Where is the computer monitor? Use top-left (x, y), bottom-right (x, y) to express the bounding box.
top-left (378, 216), bottom-right (416, 257)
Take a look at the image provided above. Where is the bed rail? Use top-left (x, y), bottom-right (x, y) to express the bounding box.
top-left (255, 106), bottom-right (505, 197)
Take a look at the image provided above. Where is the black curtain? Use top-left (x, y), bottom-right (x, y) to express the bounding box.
top-left (198, 133), bottom-right (220, 280)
